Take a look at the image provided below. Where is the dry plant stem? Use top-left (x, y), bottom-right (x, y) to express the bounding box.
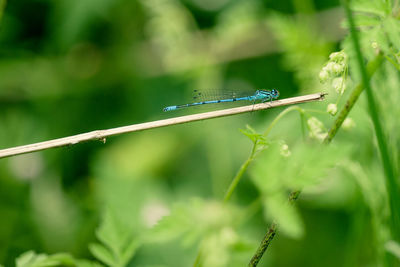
top-left (0, 93), bottom-right (325, 159)
top-left (248, 54), bottom-right (384, 266)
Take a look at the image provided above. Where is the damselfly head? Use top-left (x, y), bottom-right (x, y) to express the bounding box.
top-left (271, 89), bottom-right (279, 99)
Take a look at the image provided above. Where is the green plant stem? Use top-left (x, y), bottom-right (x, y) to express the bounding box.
top-left (224, 106), bottom-right (304, 203)
top-left (248, 7), bottom-right (387, 264)
top-left (343, 0), bottom-right (400, 244)
top-left (221, 106), bottom-right (306, 266)
top-left (248, 190), bottom-right (300, 267)
top-left (193, 249), bottom-right (202, 267)
top-left (224, 149), bottom-right (256, 202)
top-left (263, 106), bottom-right (304, 136)
top-left (249, 55), bottom-right (384, 267)
top-left (248, 223), bottom-right (277, 267)
top-left (324, 53), bottom-right (384, 143)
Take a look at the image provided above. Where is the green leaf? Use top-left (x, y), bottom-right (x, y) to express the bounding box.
top-left (385, 240), bottom-right (400, 260)
top-left (250, 142), bottom-right (348, 238)
top-left (350, 0), bottom-right (387, 17)
top-left (214, 1), bottom-right (262, 46)
top-left (352, 13), bottom-right (381, 27)
top-left (149, 199), bottom-right (241, 248)
top-left (89, 243), bottom-right (116, 267)
top-left (267, 12), bottom-right (331, 92)
top-left (197, 227), bottom-right (252, 267)
top-left (89, 209), bottom-right (140, 267)
top-left (16, 251), bottom-right (36, 267)
top-left (47, 254), bottom-right (76, 266)
top-left (365, 25), bottom-right (391, 55)
top-left (262, 193), bottom-right (304, 238)
top-left (148, 201), bottom-right (200, 245)
top-left (239, 125), bottom-right (266, 145)
top-left (15, 251), bottom-right (75, 267)
top-left (95, 210), bottom-right (124, 257)
top-left (120, 239), bottom-right (140, 266)
top-left (75, 259), bottom-right (104, 267)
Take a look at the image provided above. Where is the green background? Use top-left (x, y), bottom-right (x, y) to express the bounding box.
top-left (1, 0), bottom-right (398, 266)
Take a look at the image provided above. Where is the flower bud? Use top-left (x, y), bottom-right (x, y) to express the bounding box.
top-left (329, 51), bottom-right (347, 63)
top-left (331, 62), bottom-right (345, 75)
top-left (342, 117), bottom-right (356, 130)
top-left (307, 117), bottom-right (327, 142)
top-left (332, 77), bottom-right (346, 94)
top-left (327, 103), bottom-right (338, 116)
top-left (280, 143), bottom-right (291, 157)
top-left (319, 69), bottom-right (329, 83)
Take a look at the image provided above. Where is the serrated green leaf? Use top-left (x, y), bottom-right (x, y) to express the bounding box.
top-left (48, 254), bottom-right (75, 266)
top-left (365, 25), bottom-right (391, 55)
top-left (16, 251), bottom-right (36, 267)
top-left (341, 14), bottom-right (381, 29)
top-left (95, 210), bottom-right (123, 257)
top-left (267, 12), bottom-right (331, 92)
top-left (239, 125), bottom-right (267, 147)
top-left (198, 226), bottom-right (252, 267)
top-left (385, 240), bottom-right (400, 259)
top-left (239, 127), bottom-right (258, 144)
top-left (16, 251), bottom-right (75, 267)
top-left (75, 259), bottom-right (104, 267)
top-left (149, 199), bottom-right (241, 249)
top-left (120, 239), bottom-right (140, 266)
top-left (353, 13), bottom-right (381, 27)
top-left (91, 209), bottom-right (140, 267)
top-left (351, 0), bottom-right (387, 17)
top-left (16, 252), bottom-right (49, 267)
top-left (148, 202), bottom-right (196, 244)
top-left (250, 142), bottom-right (349, 238)
top-left (262, 194), bottom-right (304, 238)
top-left (89, 243), bottom-right (116, 267)
top-left (252, 142), bottom-right (348, 191)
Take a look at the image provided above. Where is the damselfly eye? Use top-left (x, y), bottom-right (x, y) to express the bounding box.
top-left (271, 89), bottom-right (279, 98)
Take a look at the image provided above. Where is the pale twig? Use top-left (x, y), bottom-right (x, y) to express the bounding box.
top-left (0, 93), bottom-right (325, 159)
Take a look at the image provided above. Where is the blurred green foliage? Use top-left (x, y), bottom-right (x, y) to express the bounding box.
top-left (0, 0), bottom-right (400, 266)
